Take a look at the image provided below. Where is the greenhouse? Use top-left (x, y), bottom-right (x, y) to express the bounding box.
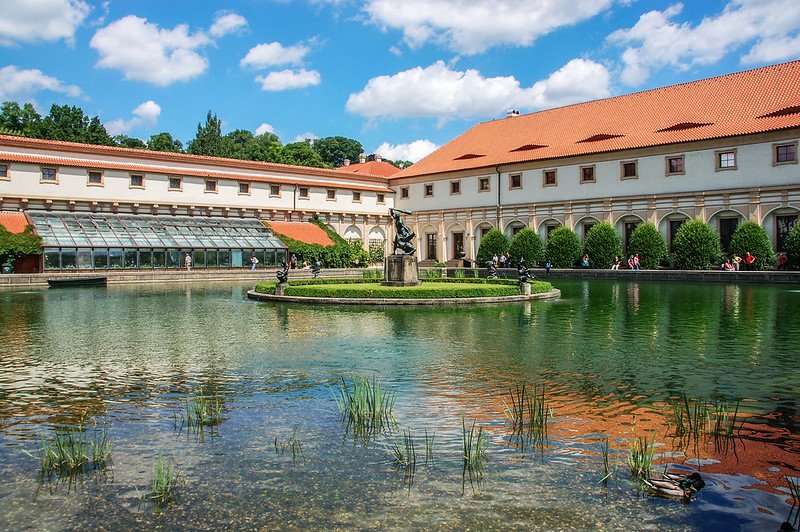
top-left (28, 211), bottom-right (288, 270)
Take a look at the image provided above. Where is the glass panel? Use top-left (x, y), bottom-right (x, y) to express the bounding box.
top-left (218, 249), bottom-right (231, 268)
top-left (276, 248), bottom-right (288, 265)
top-left (109, 249), bottom-right (123, 269)
top-left (76, 249), bottom-right (93, 270)
top-left (193, 249), bottom-right (206, 269)
top-left (44, 249), bottom-right (60, 270)
top-left (166, 249), bottom-right (180, 269)
top-left (206, 249), bottom-right (218, 268)
top-left (94, 248), bottom-right (109, 269)
top-left (61, 248), bottom-right (77, 270)
top-left (124, 249), bottom-right (138, 269)
top-left (265, 249), bottom-right (276, 267)
top-left (139, 249), bottom-right (153, 268)
top-left (231, 249), bottom-right (243, 268)
top-left (255, 249), bottom-right (266, 268)
top-left (241, 250), bottom-right (253, 269)
top-left (152, 249), bottom-right (166, 268)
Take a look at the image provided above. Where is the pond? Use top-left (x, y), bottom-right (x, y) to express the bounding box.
top-left (0, 280), bottom-right (798, 530)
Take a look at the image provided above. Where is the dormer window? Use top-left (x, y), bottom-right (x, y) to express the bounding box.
top-left (577, 134), bottom-right (623, 143)
top-left (454, 153), bottom-right (484, 160)
top-left (656, 122), bottom-right (712, 133)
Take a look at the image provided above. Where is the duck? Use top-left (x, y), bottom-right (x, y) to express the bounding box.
top-left (642, 472), bottom-right (706, 500)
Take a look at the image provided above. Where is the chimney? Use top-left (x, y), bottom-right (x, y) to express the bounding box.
top-left (375, 154), bottom-right (382, 162)
top-left (507, 109), bottom-right (520, 118)
top-left (343, 158), bottom-right (350, 166)
top-left (359, 153), bottom-right (366, 163)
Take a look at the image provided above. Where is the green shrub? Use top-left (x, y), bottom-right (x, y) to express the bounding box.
top-left (453, 268), bottom-right (466, 278)
top-left (508, 228), bottom-right (544, 267)
top-left (627, 223), bottom-right (668, 270)
top-left (583, 222), bottom-right (622, 269)
top-left (284, 282), bottom-right (536, 299)
top-left (425, 268), bottom-right (443, 279)
top-left (362, 269), bottom-right (382, 279)
top-left (672, 219), bottom-right (722, 270)
top-left (349, 239), bottom-right (370, 267)
top-left (545, 227), bottom-right (582, 268)
top-left (0, 225), bottom-right (43, 264)
top-left (434, 262), bottom-right (447, 267)
top-left (476, 229), bottom-right (510, 265)
top-left (728, 220), bottom-right (775, 270)
top-left (368, 241), bottom-right (385, 264)
top-left (786, 222), bottom-right (800, 270)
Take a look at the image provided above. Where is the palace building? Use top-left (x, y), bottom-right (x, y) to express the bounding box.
top-left (1, 60), bottom-right (799, 272)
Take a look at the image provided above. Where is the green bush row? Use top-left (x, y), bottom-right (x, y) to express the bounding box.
top-left (285, 282), bottom-right (522, 299)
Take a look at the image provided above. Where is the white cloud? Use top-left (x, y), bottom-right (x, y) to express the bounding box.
top-left (256, 69), bottom-right (321, 91)
top-left (255, 123), bottom-right (275, 136)
top-left (292, 132), bottom-right (318, 143)
top-left (608, 0), bottom-right (800, 86)
top-left (0, 0), bottom-right (91, 46)
top-left (363, 0), bottom-right (615, 55)
top-left (346, 59), bottom-right (611, 120)
top-left (0, 65), bottom-right (82, 101)
top-left (90, 15), bottom-right (212, 86)
top-left (105, 100), bottom-right (161, 135)
top-left (209, 12), bottom-right (248, 38)
top-left (374, 139), bottom-right (438, 163)
top-left (241, 42), bottom-right (311, 69)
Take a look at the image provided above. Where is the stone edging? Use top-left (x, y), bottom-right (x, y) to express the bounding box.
top-left (246, 288), bottom-right (561, 305)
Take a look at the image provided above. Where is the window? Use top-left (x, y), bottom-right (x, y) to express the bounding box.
top-left (716, 149), bottom-right (737, 171)
top-left (450, 180), bottom-right (461, 195)
top-left (543, 169), bottom-right (557, 187)
top-left (776, 215), bottom-right (797, 252)
top-left (452, 232), bottom-right (464, 258)
top-left (327, 189), bottom-right (336, 200)
top-left (41, 167), bottom-right (57, 183)
top-left (352, 191), bottom-right (362, 202)
top-left (400, 187), bottom-right (409, 199)
top-left (298, 187), bottom-right (309, 199)
top-left (669, 219), bottom-right (685, 252)
top-left (620, 161), bottom-right (637, 179)
top-left (205, 180), bottom-right (217, 193)
top-left (239, 182), bottom-right (250, 195)
top-left (666, 155), bottom-right (685, 175)
top-left (509, 173), bottom-right (522, 189)
top-left (719, 217), bottom-right (739, 252)
top-left (377, 193), bottom-right (385, 204)
top-left (426, 233), bottom-right (437, 260)
top-left (583, 223), bottom-right (595, 240)
top-left (478, 177), bottom-right (490, 192)
top-left (88, 170), bottom-right (103, 185)
top-left (270, 184), bottom-right (281, 197)
top-left (424, 184), bottom-right (434, 197)
top-left (624, 222), bottom-right (639, 253)
top-left (130, 174), bottom-right (144, 188)
top-left (774, 142), bottom-right (798, 165)
top-left (580, 165), bottom-right (595, 183)
top-left (0, 163), bottom-right (8, 180)
top-left (169, 177), bottom-right (182, 190)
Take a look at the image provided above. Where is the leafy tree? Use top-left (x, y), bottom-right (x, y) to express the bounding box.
top-left (627, 222), bottom-right (667, 269)
top-left (672, 219), bottom-right (721, 270)
top-left (729, 220), bottom-right (775, 270)
top-left (187, 111), bottom-right (224, 156)
top-left (508, 228), bottom-right (544, 267)
top-left (36, 104), bottom-right (114, 145)
top-left (545, 226), bottom-right (582, 268)
top-left (243, 132), bottom-right (282, 162)
top-left (312, 136), bottom-right (363, 167)
top-left (114, 134), bottom-right (147, 149)
top-left (386, 159), bottom-right (412, 170)
top-left (280, 141), bottom-right (326, 168)
top-left (0, 225), bottom-right (43, 265)
top-left (476, 228), bottom-right (509, 265)
top-left (583, 222), bottom-right (622, 269)
top-left (785, 222), bottom-right (800, 270)
top-left (147, 132), bottom-right (184, 153)
top-left (0, 101), bottom-right (41, 135)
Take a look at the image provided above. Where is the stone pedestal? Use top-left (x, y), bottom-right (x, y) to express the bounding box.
top-left (382, 254), bottom-right (420, 286)
top-left (275, 282), bottom-right (288, 295)
top-left (520, 282), bottom-right (531, 296)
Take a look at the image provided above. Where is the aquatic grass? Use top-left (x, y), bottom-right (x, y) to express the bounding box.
top-left (388, 429), bottom-right (417, 469)
top-left (149, 453), bottom-right (180, 507)
top-left (503, 382), bottom-right (549, 450)
top-left (334, 375), bottom-right (396, 442)
top-left (424, 428), bottom-right (435, 464)
top-left (600, 436), bottom-right (614, 484)
top-left (28, 423), bottom-right (112, 478)
top-left (274, 427), bottom-right (305, 465)
top-left (785, 476), bottom-right (800, 530)
top-left (669, 393), bottom-right (742, 454)
top-left (628, 432), bottom-right (656, 482)
top-left (180, 387), bottom-right (223, 429)
top-left (462, 416), bottom-right (488, 473)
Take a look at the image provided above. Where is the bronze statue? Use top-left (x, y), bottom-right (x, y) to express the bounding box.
top-left (486, 259), bottom-right (498, 279)
top-left (389, 208), bottom-right (416, 255)
top-left (517, 257), bottom-right (533, 286)
top-left (276, 261), bottom-right (289, 283)
top-left (312, 260), bottom-right (321, 278)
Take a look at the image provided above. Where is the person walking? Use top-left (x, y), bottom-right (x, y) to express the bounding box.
top-left (633, 254), bottom-right (641, 270)
top-left (250, 254), bottom-right (259, 270)
top-left (184, 253), bottom-right (192, 271)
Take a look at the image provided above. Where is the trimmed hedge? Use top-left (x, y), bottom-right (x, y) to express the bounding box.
top-left (583, 222), bottom-right (622, 269)
top-left (509, 228), bottom-right (544, 267)
top-left (627, 222), bottom-right (667, 270)
top-left (476, 229), bottom-right (509, 265)
top-left (545, 227), bottom-right (582, 268)
top-left (786, 222), bottom-right (800, 270)
top-left (672, 219), bottom-right (722, 270)
top-left (728, 220), bottom-right (775, 270)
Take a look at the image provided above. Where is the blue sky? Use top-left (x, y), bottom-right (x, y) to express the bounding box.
top-left (2, 0), bottom-right (800, 162)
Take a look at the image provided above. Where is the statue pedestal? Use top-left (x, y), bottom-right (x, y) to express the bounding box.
top-left (276, 282), bottom-right (288, 296)
top-left (520, 282), bottom-right (531, 296)
top-left (382, 254), bottom-right (420, 287)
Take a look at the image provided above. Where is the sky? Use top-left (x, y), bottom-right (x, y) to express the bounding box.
top-left (1, 0), bottom-right (800, 163)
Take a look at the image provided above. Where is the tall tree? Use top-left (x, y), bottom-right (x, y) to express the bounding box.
top-left (312, 136), bottom-right (363, 167)
top-left (0, 101), bottom-right (41, 135)
top-left (244, 132), bottom-right (282, 162)
top-left (35, 104), bottom-right (115, 145)
top-left (147, 132), bottom-right (184, 153)
top-left (187, 111), bottom-right (224, 156)
top-left (280, 141), bottom-right (326, 168)
top-left (113, 134), bottom-right (147, 149)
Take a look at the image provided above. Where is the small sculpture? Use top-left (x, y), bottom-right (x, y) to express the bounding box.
top-left (276, 261), bottom-right (289, 284)
top-left (389, 208), bottom-right (416, 255)
top-left (485, 260), bottom-right (498, 279)
top-left (312, 260), bottom-right (321, 278)
top-left (517, 258), bottom-right (533, 286)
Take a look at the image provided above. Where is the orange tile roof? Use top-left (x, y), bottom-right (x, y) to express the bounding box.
top-left (337, 160), bottom-right (401, 177)
top-left (394, 60), bottom-right (800, 179)
top-left (266, 221), bottom-right (334, 246)
top-left (0, 211), bottom-right (29, 233)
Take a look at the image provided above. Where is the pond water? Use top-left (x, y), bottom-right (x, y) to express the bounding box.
top-left (0, 280), bottom-right (798, 530)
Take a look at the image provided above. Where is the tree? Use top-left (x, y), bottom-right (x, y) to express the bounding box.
top-left (386, 159), bottom-right (413, 170)
top-left (583, 222), bottom-right (622, 269)
top-left (187, 111), bottom-right (224, 156)
top-left (545, 227), bottom-right (582, 268)
top-left (0, 225), bottom-right (42, 265)
top-left (476, 228), bottom-right (509, 265)
top-left (729, 220), bottom-right (775, 270)
top-left (671, 219), bottom-right (721, 270)
top-left (280, 141), bottom-right (326, 168)
top-left (114, 135), bottom-right (147, 149)
top-left (0, 101), bottom-right (41, 135)
top-left (244, 132), bottom-right (282, 162)
top-left (627, 222), bottom-right (667, 269)
top-left (36, 104), bottom-right (114, 145)
top-left (785, 222), bottom-right (800, 270)
top-left (508, 228), bottom-right (544, 267)
top-left (312, 136), bottom-right (363, 167)
top-left (147, 132), bottom-right (184, 153)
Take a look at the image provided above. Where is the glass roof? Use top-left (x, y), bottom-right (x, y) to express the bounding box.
top-left (28, 211), bottom-right (286, 250)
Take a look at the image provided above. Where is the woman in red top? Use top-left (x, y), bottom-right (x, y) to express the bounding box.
top-left (744, 252), bottom-right (756, 271)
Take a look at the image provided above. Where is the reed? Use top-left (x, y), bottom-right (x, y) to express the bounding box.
top-left (424, 428), bottom-right (435, 464)
top-left (181, 387), bottom-right (223, 429)
top-left (600, 436), bottom-right (613, 483)
top-left (29, 424), bottom-right (112, 477)
top-left (785, 475), bottom-right (800, 530)
top-left (628, 432), bottom-right (656, 481)
top-left (462, 416), bottom-right (487, 472)
top-left (503, 382), bottom-right (549, 448)
top-left (274, 428), bottom-right (305, 465)
top-left (150, 453), bottom-right (179, 507)
top-left (388, 429), bottom-right (416, 469)
top-left (335, 375), bottom-right (396, 437)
